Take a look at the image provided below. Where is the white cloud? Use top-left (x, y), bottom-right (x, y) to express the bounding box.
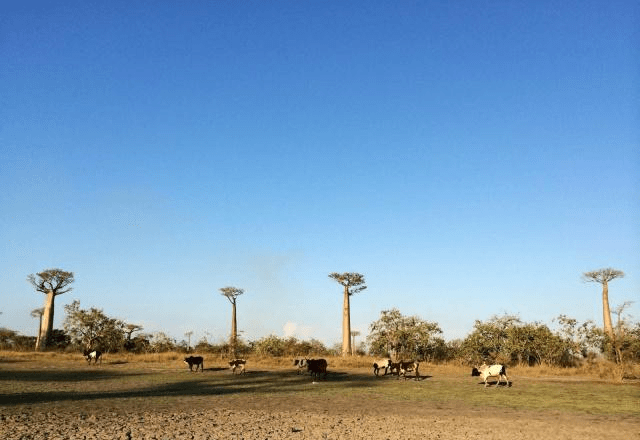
top-left (283, 321), bottom-right (313, 339)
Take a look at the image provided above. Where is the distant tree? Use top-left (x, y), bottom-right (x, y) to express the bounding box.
top-left (219, 286), bottom-right (244, 357)
top-left (28, 268), bottom-right (74, 351)
top-left (367, 308), bottom-right (443, 360)
top-left (123, 324), bottom-right (144, 352)
top-left (329, 272), bottom-right (367, 356)
top-left (612, 301), bottom-right (636, 364)
top-left (459, 314), bottom-right (521, 365)
top-left (582, 268), bottom-right (624, 340)
top-left (30, 308), bottom-right (44, 350)
top-left (0, 328), bottom-right (18, 350)
top-left (63, 300), bottom-right (126, 352)
top-left (149, 332), bottom-right (176, 353)
top-left (350, 330), bottom-right (360, 356)
top-left (184, 330), bottom-right (193, 350)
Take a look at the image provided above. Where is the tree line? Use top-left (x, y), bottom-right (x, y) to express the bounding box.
top-left (3, 267), bottom-right (636, 367)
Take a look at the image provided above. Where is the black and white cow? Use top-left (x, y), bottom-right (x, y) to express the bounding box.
top-left (373, 358), bottom-right (392, 376)
top-left (293, 358), bottom-right (308, 374)
top-left (229, 359), bottom-right (246, 375)
top-left (471, 364), bottom-right (510, 387)
top-left (83, 349), bottom-right (102, 365)
top-left (184, 356), bottom-right (204, 372)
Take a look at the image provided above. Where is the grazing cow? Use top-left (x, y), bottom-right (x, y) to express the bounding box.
top-left (398, 360), bottom-right (420, 380)
top-left (293, 358), bottom-right (308, 374)
top-left (184, 356), bottom-right (204, 372)
top-left (306, 358), bottom-right (328, 380)
top-left (229, 359), bottom-right (246, 375)
top-left (389, 360), bottom-right (419, 380)
top-left (471, 364), bottom-right (510, 387)
top-left (373, 358), bottom-right (391, 376)
top-left (83, 349), bottom-right (102, 365)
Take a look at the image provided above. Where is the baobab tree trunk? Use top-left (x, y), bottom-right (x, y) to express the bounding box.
top-left (231, 301), bottom-right (237, 358)
top-left (37, 291), bottom-right (56, 351)
top-left (601, 280), bottom-right (614, 340)
top-left (342, 286), bottom-right (351, 356)
top-left (34, 314), bottom-right (42, 350)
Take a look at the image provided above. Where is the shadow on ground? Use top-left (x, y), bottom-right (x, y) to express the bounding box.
top-left (0, 366), bottom-right (413, 407)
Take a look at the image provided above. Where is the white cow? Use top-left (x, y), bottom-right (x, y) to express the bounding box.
top-left (471, 364), bottom-right (510, 387)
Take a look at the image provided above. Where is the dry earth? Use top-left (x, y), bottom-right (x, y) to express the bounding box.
top-left (1, 359), bottom-right (638, 440)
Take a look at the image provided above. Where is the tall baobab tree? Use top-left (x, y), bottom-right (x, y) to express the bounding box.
top-left (350, 330), bottom-right (360, 355)
top-left (30, 308), bottom-right (44, 350)
top-left (185, 330), bottom-right (193, 350)
top-left (582, 268), bottom-right (624, 340)
top-left (28, 268), bottom-right (74, 351)
top-left (220, 286), bottom-right (244, 357)
top-left (329, 272), bottom-right (367, 356)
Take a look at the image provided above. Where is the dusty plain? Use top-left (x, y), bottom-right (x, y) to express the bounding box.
top-left (0, 353), bottom-right (638, 439)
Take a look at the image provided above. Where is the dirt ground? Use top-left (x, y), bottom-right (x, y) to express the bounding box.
top-left (1, 361), bottom-right (638, 440)
top-left (2, 395), bottom-right (639, 440)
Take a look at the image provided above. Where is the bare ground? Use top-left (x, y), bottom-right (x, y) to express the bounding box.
top-left (1, 359), bottom-right (638, 440)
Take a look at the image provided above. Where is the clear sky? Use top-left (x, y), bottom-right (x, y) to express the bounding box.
top-left (1, 1), bottom-right (638, 347)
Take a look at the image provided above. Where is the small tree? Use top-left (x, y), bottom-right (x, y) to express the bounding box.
top-left (220, 286), bottom-right (244, 358)
top-left (28, 269), bottom-right (74, 350)
top-left (63, 300), bottom-right (126, 352)
top-left (367, 308), bottom-right (443, 360)
top-left (329, 272), bottom-right (367, 356)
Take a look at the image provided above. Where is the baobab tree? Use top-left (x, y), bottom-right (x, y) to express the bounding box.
top-left (350, 330), bottom-right (360, 355)
top-left (30, 308), bottom-right (44, 350)
top-left (220, 286), bottom-right (244, 357)
top-left (184, 330), bottom-right (193, 350)
top-left (28, 268), bottom-right (74, 351)
top-left (329, 272), bottom-right (367, 356)
top-left (582, 268), bottom-right (625, 340)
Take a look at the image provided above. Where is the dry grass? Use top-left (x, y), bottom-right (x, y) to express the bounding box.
top-left (1, 351), bottom-right (638, 381)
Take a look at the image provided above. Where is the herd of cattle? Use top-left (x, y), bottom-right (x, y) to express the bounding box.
top-left (82, 350), bottom-right (510, 387)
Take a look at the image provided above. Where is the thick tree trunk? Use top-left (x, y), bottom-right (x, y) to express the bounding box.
top-left (231, 301), bottom-right (237, 358)
top-left (601, 280), bottom-right (614, 339)
top-left (342, 286), bottom-right (351, 356)
top-left (37, 291), bottom-right (55, 351)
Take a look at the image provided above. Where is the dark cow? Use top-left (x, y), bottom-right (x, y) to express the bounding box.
top-left (83, 349), bottom-right (102, 365)
top-left (306, 358), bottom-right (328, 380)
top-left (229, 359), bottom-right (246, 375)
top-left (184, 356), bottom-right (204, 372)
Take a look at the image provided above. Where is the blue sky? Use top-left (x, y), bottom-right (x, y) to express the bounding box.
top-left (1, 1), bottom-right (638, 347)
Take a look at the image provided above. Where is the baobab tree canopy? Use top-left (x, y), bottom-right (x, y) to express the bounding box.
top-left (28, 269), bottom-right (75, 295)
top-left (582, 268), bottom-right (625, 284)
top-left (219, 286), bottom-right (244, 304)
top-left (328, 272), bottom-right (367, 295)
